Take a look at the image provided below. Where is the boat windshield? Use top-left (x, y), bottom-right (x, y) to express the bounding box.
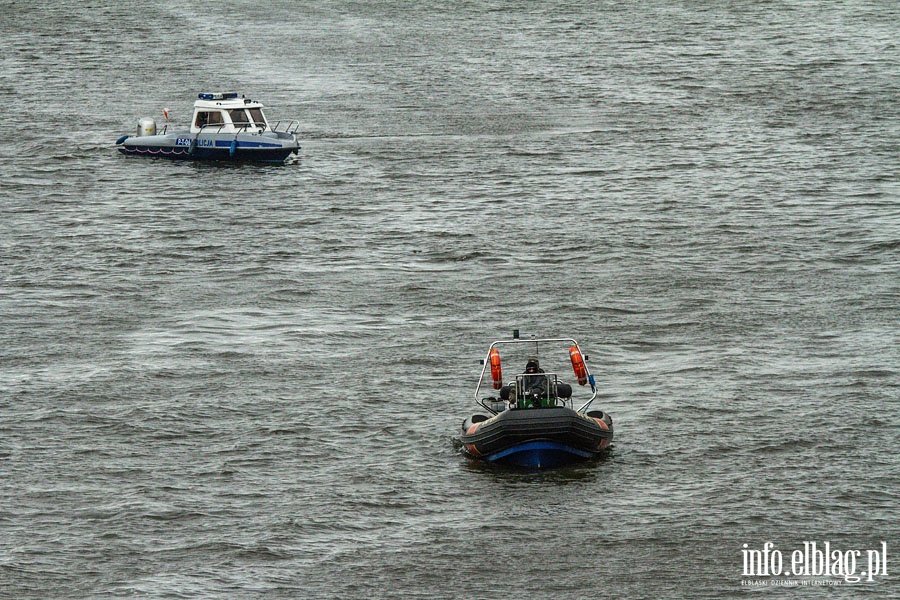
top-left (248, 107), bottom-right (266, 126)
top-left (227, 108), bottom-right (267, 128)
top-left (228, 109), bottom-right (251, 127)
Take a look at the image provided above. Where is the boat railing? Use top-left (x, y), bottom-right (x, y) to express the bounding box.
top-left (474, 336), bottom-right (598, 413)
top-left (197, 123), bottom-right (264, 134)
top-left (269, 120), bottom-right (301, 134)
top-left (195, 121), bottom-right (299, 135)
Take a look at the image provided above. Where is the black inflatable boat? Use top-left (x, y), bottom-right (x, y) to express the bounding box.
top-left (459, 334), bottom-right (614, 469)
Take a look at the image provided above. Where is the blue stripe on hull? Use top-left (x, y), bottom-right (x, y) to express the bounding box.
top-left (484, 441), bottom-right (596, 469)
top-left (213, 140), bottom-right (283, 149)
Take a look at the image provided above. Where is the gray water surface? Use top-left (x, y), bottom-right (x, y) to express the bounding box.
top-left (1, 2), bottom-right (898, 598)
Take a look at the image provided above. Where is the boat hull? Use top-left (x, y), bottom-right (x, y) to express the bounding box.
top-left (481, 440), bottom-right (597, 469)
top-left (460, 406), bottom-right (612, 469)
top-left (116, 131), bottom-right (299, 163)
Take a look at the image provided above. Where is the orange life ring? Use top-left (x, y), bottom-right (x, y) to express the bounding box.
top-left (569, 346), bottom-right (588, 385)
top-left (489, 348), bottom-right (503, 389)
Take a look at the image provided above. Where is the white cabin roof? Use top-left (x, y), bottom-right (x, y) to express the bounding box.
top-left (193, 92), bottom-right (264, 110)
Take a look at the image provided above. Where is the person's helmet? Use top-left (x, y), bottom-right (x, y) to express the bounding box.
top-left (525, 359), bottom-right (540, 373)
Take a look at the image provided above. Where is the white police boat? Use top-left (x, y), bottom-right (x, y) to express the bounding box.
top-left (116, 93), bottom-right (300, 163)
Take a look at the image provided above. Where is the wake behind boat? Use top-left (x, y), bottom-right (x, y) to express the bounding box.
top-left (116, 92), bottom-right (300, 163)
top-left (460, 333), bottom-right (613, 469)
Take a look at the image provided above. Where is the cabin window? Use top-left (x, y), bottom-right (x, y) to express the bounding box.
top-left (228, 109), bottom-right (251, 127)
top-left (248, 108), bottom-right (266, 126)
top-left (195, 111), bottom-right (224, 128)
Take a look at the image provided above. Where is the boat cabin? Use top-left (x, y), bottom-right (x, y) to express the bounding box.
top-left (190, 92), bottom-right (270, 134)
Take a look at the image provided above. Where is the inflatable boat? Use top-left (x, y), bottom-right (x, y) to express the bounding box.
top-left (116, 93), bottom-right (300, 163)
top-left (460, 333), bottom-right (613, 469)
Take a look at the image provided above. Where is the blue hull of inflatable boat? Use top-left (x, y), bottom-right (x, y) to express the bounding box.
top-left (483, 441), bottom-right (596, 469)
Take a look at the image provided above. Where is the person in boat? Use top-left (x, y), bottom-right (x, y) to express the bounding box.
top-left (499, 359), bottom-right (543, 404)
top-left (521, 358), bottom-right (549, 406)
top-left (500, 358), bottom-right (573, 407)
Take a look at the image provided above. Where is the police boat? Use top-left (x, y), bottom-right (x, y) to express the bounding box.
top-left (116, 93), bottom-right (300, 163)
top-left (460, 333), bottom-right (613, 469)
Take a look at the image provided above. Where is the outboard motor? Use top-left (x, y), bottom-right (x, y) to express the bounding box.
top-left (137, 117), bottom-right (157, 137)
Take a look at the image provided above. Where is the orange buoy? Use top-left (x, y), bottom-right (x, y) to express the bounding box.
top-left (489, 348), bottom-right (503, 389)
top-left (569, 346), bottom-right (588, 385)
